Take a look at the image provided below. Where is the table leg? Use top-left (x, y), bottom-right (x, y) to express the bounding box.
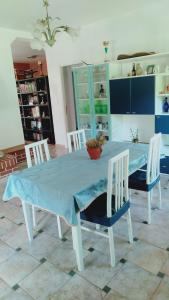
top-left (72, 212), bottom-right (84, 271)
top-left (22, 201), bottom-right (33, 243)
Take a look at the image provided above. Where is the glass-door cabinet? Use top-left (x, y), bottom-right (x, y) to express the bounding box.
top-left (72, 63), bottom-right (110, 140)
top-left (92, 64), bottom-right (110, 138)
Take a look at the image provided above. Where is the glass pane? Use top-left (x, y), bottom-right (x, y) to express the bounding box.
top-left (95, 115), bottom-right (109, 138)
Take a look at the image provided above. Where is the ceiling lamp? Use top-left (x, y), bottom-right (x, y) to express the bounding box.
top-left (32, 0), bottom-right (78, 48)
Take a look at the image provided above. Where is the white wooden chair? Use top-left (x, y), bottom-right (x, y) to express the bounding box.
top-left (67, 129), bottom-right (86, 153)
top-left (25, 139), bottom-right (62, 239)
top-left (80, 150), bottom-right (133, 267)
top-left (129, 133), bottom-right (162, 224)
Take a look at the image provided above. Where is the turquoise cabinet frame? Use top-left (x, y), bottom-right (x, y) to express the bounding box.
top-left (72, 63), bottom-right (110, 140)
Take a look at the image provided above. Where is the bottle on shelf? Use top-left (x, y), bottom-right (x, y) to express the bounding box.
top-left (99, 84), bottom-right (105, 98)
top-left (162, 97), bottom-right (169, 113)
top-left (132, 63), bottom-right (136, 76)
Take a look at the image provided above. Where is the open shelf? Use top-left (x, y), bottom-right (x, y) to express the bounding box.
top-left (17, 76), bottom-right (55, 143)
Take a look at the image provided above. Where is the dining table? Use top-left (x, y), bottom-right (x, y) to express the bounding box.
top-left (3, 141), bottom-right (148, 271)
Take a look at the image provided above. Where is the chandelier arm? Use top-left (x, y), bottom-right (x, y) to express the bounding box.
top-left (44, 2), bottom-right (53, 40)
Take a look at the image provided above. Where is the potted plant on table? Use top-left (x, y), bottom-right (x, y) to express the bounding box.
top-left (130, 128), bottom-right (139, 143)
top-left (86, 134), bottom-right (106, 160)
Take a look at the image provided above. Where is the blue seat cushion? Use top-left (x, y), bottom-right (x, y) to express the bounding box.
top-left (80, 192), bottom-right (130, 227)
top-left (129, 170), bottom-right (160, 192)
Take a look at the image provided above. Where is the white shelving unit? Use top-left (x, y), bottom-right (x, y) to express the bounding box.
top-left (108, 52), bottom-right (169, 154)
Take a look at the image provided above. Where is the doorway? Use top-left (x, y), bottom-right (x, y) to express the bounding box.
top-left (11, 38), bottom-right (55, 145)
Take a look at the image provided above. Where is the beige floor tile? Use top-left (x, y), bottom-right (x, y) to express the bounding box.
top-left (47, 239), bottom-right (89, 272)
top-left (94, 235), bottom-right (133, 262)
top-left (0, 202), bottom-right (24, 224)
top-left (137, 223), bottom-right (169, 249)
top-left (151, 277), bottom-right (169, 300)
top-left (151, 210), bottom-right (169, 227)
top-left (104, 289), bottom-right (129, 300)
top-left (109, 262), bottom-right (161, 300)
top-left (0, 250), bottom-right (40, 287)
top-left (0, 218), bottom-right (18, 239)
top-left (38, 214), bottom-right (70, 239)
top-left (50, 274), bottom-right (103, 300)
top-left (161, 258), bottom-right (169, 277)
top-left (77, 250), bottom-right (123, 289)
top-left (22, 231), bottom-right (61, 260)
top-left (0, 279), bottom-right (11, 298)
top-left (126, 240), bottom-right (168, 274)
top-left (1, 224), bottom-right (33, 249)
top-left (0, 240), bottom-right (16, 263)
top-left (20, 261), bottom-right (70, 300)
top-left (1, 288), bottom-right (34, 300)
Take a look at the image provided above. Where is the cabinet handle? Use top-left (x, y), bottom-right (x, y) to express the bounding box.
top-left (132, 112), bottom-right (136, 114)
top-left (126, 112), bottom-right (130, 114)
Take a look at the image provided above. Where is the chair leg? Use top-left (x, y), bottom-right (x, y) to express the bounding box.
top-left (72, 212), bottom-right (84, 271)
top-left (127, 209), bottom-right (133, 243)
top-left (72, 230), bottom-right (76, 251)
top-left (22, 201), bottom-right (33, 243)
top-left (32, 205), bottom-right (36, 228)
top-left (129, 189), bottom-right (132, 200)
top-left (158, 181), bottom-right (162, 209)
top-left (108, 227), bottom-right (115, 267)
top-left (57, 216), bottom-right (63, 239)
top-left (147, 191), bottom-right (151, 225)
top-left (96, 224), bottom-right (100, 230)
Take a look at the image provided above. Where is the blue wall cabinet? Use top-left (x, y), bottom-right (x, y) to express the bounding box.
top-left (155, 115), bottom-right (169, 134)
top-left (73, 64), bottom-right (110, 139)
top-left (110, 76), bottom-right (155, 115)
top-left (131, 76), bottom-right (155, 115)
top-left (109, 79), bottom-right (130, 114)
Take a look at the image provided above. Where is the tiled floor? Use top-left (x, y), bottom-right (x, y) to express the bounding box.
top-left (0, 174), bottom-right (169, 299)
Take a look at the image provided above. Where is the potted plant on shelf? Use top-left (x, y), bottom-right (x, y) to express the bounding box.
top-left (86, 134), bottom-right (106, 160)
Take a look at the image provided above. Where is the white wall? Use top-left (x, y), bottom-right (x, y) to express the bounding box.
top-left (1, 1), bottom-right (169, 148)
top-left (45, 0), bottom-right (169, 146)
top-left (111, 115), bottom-right (155, 143)
top-left (0, 28), bottom-right (31, 149)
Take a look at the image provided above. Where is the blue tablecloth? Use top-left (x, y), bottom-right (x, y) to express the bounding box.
top-left (3, 142), bottom-right (148, 225)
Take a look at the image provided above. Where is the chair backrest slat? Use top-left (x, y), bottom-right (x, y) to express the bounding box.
top-left (67, 129), bottom-right (86, 153)
top-left (25, 139), bottom-right (50, 168)
top-left (107, 150), bottom-right (129, 217)
top-left (147, 133), bottom-right (161, 184)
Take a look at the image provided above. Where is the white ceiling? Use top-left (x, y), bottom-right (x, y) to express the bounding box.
top-left (0, 0), bottom-right (156, 30)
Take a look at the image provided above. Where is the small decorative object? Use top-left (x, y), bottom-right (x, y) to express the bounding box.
top-left (99, 84), bottom-right (105, 97)
top-left (86, 134), bottom-right (106, 160)
top-left (162, 97), bottom-right (169, 113)
top-left (154, 65), bottom-right (160, 74)
top-left (37, 119), bottom-right (42, 130)
top-left (38, 60), bottom-right (43, 76)
top-left (146, 65), bottom-right (155, 74)
top-left (0, 151), bottom-right (4, 158)
top-left (132, 63), bottom-right (136, 76)
top-left (29, 97), bottom-right (34, 106)
top-left (42, 111), bottom-right (45, 118)
top-left (136, 63), bottom-right (143, 75)
top-left (130, 128), bottom-right (139, 143)
top-left (117, 51), bottom-right (156, 60)
top-left (31, 120), bottom-right (37, 129)
top-left (165, 66), bottom-right (169, 73)
top-left (103, 41), bottom-right (110, 62)
top-left (32, 0), bottom-right (78, 48)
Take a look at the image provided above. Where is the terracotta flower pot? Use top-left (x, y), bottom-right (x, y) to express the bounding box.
top-left (87, 147), bottom-right (102, 160)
